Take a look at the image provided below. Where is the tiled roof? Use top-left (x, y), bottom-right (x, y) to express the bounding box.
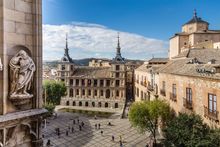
top-left (172, 48), bottom-right (220, 64)
top-left (148, 58), bottom-right (169, 63)
top-left (160, 49), bottom-right (220, 80)
top-left (71, 67), bottom-right (112, 78)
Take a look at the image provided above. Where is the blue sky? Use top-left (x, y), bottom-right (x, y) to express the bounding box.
top-left (42, 0), bottom-right (220, 60)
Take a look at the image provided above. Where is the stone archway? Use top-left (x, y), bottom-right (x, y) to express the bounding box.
top-left (105, 102), bottom-right (108, 108)
top-left (85, 102), bottom-right (88, 107)
top-left (98, 102), bottom-right (102, 107)
top-left (79, 101), bottom-right (82, 106)
top-left (115, 103), bottom-right (118, 108)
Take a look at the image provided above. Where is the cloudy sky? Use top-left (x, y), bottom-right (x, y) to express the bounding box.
top-left (43, 0), bottom-right (220, 60)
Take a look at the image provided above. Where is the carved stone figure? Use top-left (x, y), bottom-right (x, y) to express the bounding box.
top-left (9, 50), bottom-right (35, 101)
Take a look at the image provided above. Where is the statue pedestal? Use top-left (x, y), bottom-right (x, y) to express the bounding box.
top-left (9, 94), bottom-right (33, 106)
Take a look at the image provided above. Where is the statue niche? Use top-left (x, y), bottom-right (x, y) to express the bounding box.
top-left (9, 50), bottom-right (36, 106)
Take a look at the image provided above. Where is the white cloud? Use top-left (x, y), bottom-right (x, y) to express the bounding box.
top-left (43, 22), bottom-right (168, 60)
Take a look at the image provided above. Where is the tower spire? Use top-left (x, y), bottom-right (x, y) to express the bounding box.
top-left (193, 9), bottom-right (197, 18)
top-left (116, 32), bottom-right (121, 56)
top-left (66, 33), bottom-right (68, 49)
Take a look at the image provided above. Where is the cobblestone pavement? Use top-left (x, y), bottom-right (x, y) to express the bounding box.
top-left (42, 112), bottom-right (150, 147)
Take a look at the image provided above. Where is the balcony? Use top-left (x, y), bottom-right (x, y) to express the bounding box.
top-left (204, 106), bottom-right (219, 121)
top-left (147, 85), bottom-right (154, 92)
top-left (160, 89), bottom-right (166, 96)
top-left (170, 92), bottom-right (177, 102)
top-left (183, 97), bottom-right (193, 110)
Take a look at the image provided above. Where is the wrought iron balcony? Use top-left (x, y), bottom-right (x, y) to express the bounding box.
top-left (170, 92), bottom-right (177, 101)
top-left (204, 106), bottom-right (219, 121)
top-left (160, 89), bottom-right (166, 96)
top-left (183, 97), bottom-right (193, 110)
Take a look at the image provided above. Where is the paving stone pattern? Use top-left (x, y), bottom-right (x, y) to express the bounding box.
top-left (42, 112), bottom-right (150, 147)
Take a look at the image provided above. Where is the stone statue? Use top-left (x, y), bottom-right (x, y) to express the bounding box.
top-left (9, 50), bottom-right (35, 99)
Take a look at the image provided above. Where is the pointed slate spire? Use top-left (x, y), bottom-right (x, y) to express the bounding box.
top-left (116, 32), bottom-right (121, 56)
top-left (113, 32), bottom-right (124, 62)
top-left (193, 9), bottom-right (197, 18)
top-left (61, 33), bottom-right (73, 63)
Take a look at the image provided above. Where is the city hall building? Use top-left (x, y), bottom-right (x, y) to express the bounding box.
top-left (57, 36), bottom-right (127, 109)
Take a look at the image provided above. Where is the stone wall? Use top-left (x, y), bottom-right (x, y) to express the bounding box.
top-left (159, 73), bottom-right (220, 128)
top-left (0, 0), bottom-right (46, 146)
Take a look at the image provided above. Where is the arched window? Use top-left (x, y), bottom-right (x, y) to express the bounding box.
top-left (115, 103), bottom-right (118, 108)
top-left (79, 101), bottom-right (82, 106)
top-left (66, 101), bottom-right (69, 106)
top-left (85, 101), bottom-right (88, 107)
top-left (69, 89), bottom-right (73, 97)
top-left (72, 101), bottom-right (76, 106)
top-left (106, 89), bottom-right (110, 98)
top-left (92, 102), bottom-right (95, 107)
top-left (105, 102), bottom-right (108, 108)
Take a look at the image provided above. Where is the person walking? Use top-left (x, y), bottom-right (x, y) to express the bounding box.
top-left (71, 127), bottom-right (74, 133)
top-left (112, 135), bottom-right (114, 141)
top-left (79, 125), bottom-right (82, 131)
top-left (101, 130), bottom-right (103, 136)
top-left (46, 139), bottom-right (51, 146)
top-left (98, 123), bottom-right (101, 129)
top-left (119, 140), bottom-right (123, 147)
top-left (73, 119), bottom-right (75, 125)
top-left (66, 130), bottom-right (69, 136)
top-left (95, 124), bottom-right (97, 129)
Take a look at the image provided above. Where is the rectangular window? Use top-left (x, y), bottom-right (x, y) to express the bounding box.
top-left (101, 90), bottom-right (103, 96)
top-left (61, 65), bottom-right (65, 70)
top-left (137, 88), bottom-right (139, 97)
top-left (116, 80), bottom-right (120, 87)
top-left (162, 81), bottom-right (166, 90)
top-left (69, 79), bottom-right (73, 85)
top-left (186, 88), bottom-right (192, 103)
top-left (82, 89), bottom-right (85, 95)
top-left (88, 90), bottom-right (91, 96)
top-left (81, 79), bottom-right (85, 86)
top-left (116, 72), bottom-right (120, 78)
top-left (208, 93), bottom-right (217, 113)
top-left (76, 79), bottom-right (79, 86)
top-left (106, 80), bottom-right (110, 86)
top-left (88, 79), bottom-right (92, 86)
top-left (116, 65), bottom-right (120, 71)
top-left (94, 79), bottom-right (97, 87)
top-left (94, 90), bottom-right (97, 96)
top-left (100, 80), bottom-right (104, 86)
top-left (172, 84), bottom-right (176, 96)
top-left (76, 89), bottom-right (79, 95)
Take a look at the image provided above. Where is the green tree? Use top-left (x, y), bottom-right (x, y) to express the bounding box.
top-left (128, 99), bottom-right (171, 146)
top-left (43, 80), bottom-right (66, 105)
top-left (163, 113), bottom-right (212, 147)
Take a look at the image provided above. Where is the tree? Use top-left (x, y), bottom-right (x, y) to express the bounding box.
top-left (128, 99), bottom-right (171, 146)
top-left (43, 80), bottom-right (66, 105)
top-left (163, 113), bottom-right (212, 147)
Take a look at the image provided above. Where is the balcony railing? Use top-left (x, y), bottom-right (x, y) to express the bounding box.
top-left (170, 92), bottom-right (177, 102)
top-left (160, 89), bottom-right (166, 96)
top-left (147, 85), bottom-right (154, 92)
top-left (183, 97), bottom-right (193, 110)
top-left (204, 106), bottom-right (219, 121)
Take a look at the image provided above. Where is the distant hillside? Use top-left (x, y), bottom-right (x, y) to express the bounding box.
top-left (43, 58), bottom-right (144, 68)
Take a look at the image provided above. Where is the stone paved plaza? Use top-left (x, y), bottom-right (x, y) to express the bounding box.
top-left (42, 111), bottom-right (150, 147)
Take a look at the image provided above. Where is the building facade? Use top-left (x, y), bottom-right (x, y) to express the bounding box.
top-left (0, 0), bottom-right (46, 147)
top-left (135, 11), bottom-right (220, 128)
top-left (57, 35), bottom-right (127, 109)
top-left (169, 10), bottom-right (220, 59)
